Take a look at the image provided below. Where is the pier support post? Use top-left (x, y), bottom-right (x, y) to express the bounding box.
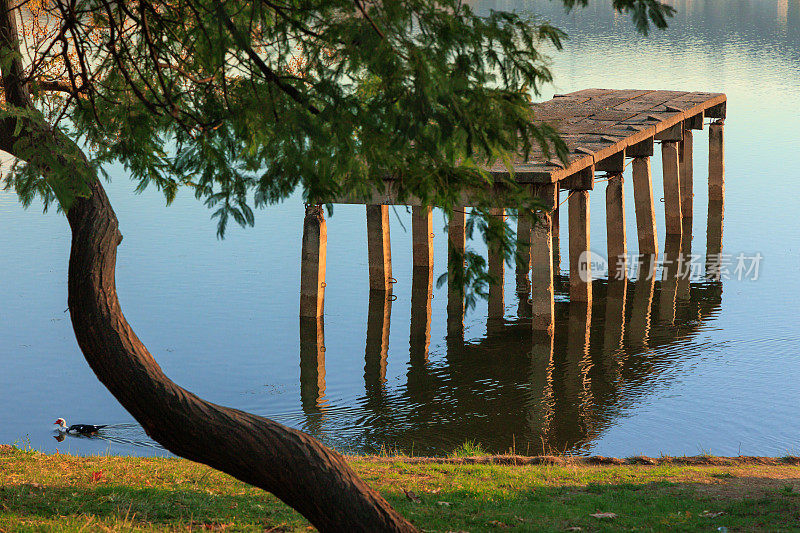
top-left (706, 121), bottom-right (725, 279)
top-left (412, 206), bottom-right (434, 269)
top-left (605, 174), bottom-right (627, 281)
top-left (515, 210), bottom-right (532, 294)
top-left (447, 208), bottom-right (466, 339)
top-left (568, 190), bottom-right (591, 305)
top-left (632, 157), bottom-right (658, 258)
top-left (680, 129), bottom-right (694, 223)
top-left (300, 205), bottom-right (327, 318)
top-left (366, 205), bottom-right (393, 291)
top-left (488, 207), bottom-right (506, 320)
top-left (708, 121), bottom-right (725, 203)
top-left (532, 184), bottom-right (557, 333)
top-left (662, 141), bottom-right (683, 235)
top-left (552, 203), bottom-right (561, 277)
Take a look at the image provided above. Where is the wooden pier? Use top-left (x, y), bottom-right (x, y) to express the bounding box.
top-left (300, 88), bottom-right (726, 336)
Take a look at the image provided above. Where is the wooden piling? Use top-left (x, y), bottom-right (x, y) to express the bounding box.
top-left (709, 121), bottom-right (725, 203)
top-left (706, 121), bottom-right (725, 279)
top-left (300, 205), bottom-right (327, 318)
top-left (605, 174), bottom-right (627, 281)
top-left (447, 208), bottom-right (466, 339)
top-left (366, 205), bottom-right (393, 291)
top-left (515, 210), bottom-right (532, 294)
top-left (412, 206), bottom-right (434, 269)
top-left (661, 141), bottom-right (683, 235)
top-left (632, 157), bottom-right (658, 258)
top-left (488, 207), bottom-right (506, 320)
top-left (552, 203), bottom-right (561, 276)
top-left (568, 190), bottom-right (591, 304)
top-left (532, 184), bottom-right (557, 333)
top-left (680, 129), bottom-right (694, 223)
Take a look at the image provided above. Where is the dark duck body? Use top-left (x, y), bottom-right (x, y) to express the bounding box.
top-left (54, 418), bottom-right (107, 435)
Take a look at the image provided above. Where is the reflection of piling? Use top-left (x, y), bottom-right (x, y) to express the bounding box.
top-left (365, 290), bottom-right (392, 395)
top-left (628, 256), bottom-right (657, 348)
top-left (299, 316), bottom-right (327, 411)
top-left (659, 234), bottom-right (683, 324)
top-left (410, 266), bottom-right (433, 364)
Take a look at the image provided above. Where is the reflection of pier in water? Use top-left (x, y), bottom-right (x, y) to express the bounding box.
top-left (299, 269), bottom-right (723, 455)
top-left (297, 88), bottom-right (727, 454)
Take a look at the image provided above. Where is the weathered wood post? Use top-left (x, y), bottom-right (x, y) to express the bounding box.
top-left (568, 190), bottom-right (592, 305)
top-left (659, 234), bottom-right (682, 324)
top-left (515, 210), bottom-right (532, 294)
top-left (605, 173), bottom-right (627, 281)
top-left (447, 208), bottom-right (466, 339)
top-left (412, 206), bottom-right (434, 270)
top-left (300, 205), bottom-right (328, 318)
top-left (661, 141), bottom-right (683, 235)
top-left (488, 207), bottom-right (506, 321)
top-left (680, 129), bottom-right (694, 224)
top-left (532, 184), bottom-right (557, 333)
top-left (410, 266), bottom-right (433, 364)
top-left (366, 204), bottom-right (393, 291)
top-left (299, 316), bottom-right (327, 413)
top-left (552, 203), bottom-right (561, 279)
top-left (706, 121), bottom-right (725, 279)
top-left (628, 255), bottom-right (657, 348)
top-left (632, 157), bottom-right (658, 258)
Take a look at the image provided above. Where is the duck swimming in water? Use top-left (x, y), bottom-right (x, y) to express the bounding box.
top-left (54, 418), bottom-right (107, 435)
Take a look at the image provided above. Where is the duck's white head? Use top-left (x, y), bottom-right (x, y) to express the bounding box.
top-left (54, 418), bottom-right (67, 429)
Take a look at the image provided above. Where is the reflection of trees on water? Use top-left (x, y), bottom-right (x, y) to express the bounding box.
top-left (299, 264), bottom-right (724, 456)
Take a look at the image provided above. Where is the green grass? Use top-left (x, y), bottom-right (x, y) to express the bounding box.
top-left (2, 445), bottom-right (800, 531)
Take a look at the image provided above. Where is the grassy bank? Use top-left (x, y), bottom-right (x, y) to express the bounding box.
top-left (2, 445), bottom-right (800, 531)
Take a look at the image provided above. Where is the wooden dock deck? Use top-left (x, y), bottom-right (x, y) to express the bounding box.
top-left (299, 88), bottom-right (727, 344)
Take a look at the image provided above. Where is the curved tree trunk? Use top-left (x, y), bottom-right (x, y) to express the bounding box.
top-left (0, 2), bottom-right (415, 528)
top-left (63, 178), bottom-right (417, 532)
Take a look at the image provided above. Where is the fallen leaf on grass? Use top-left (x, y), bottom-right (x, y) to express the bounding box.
top-left (701, 511), bottom-right (725, 518)
top-left (565, 528), bottom-right (583, 532)
top-left (90, 471), bottom-right (104, 483)
top-left (590, 512), bottom-right (617, 519)
top-left (20, 483), bottom-right (43, 490)
top-left (403, 489), bottom-right (421, 503)
top-left (487, 520), bottom-right (507, 528)
top-left (437, 501), bottom-right (451, 506)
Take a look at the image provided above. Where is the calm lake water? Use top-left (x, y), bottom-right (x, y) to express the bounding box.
top-left (1, 0), bottom-right (799, 457)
